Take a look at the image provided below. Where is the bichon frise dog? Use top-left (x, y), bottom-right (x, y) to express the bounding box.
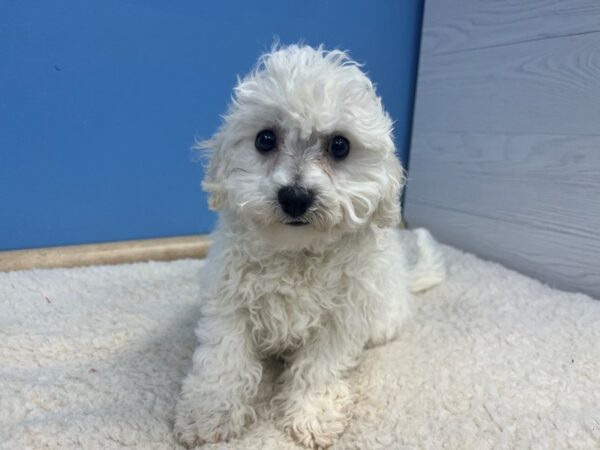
top-left (174, 44), bottom-right (445, 449)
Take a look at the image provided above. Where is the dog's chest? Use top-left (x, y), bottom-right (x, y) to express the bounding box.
top-left (241, 256), bottom-right (341, 356)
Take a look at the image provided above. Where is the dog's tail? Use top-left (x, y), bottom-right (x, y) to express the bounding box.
top-left (407, 228), bottom-right (446, 293)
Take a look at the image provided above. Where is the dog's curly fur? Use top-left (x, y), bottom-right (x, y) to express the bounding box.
top-left (174, 44), bottom-right (445, 449)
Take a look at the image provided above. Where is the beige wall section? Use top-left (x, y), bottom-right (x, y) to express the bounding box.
top-left (0, 235), bottom-right (211, 271)
top-left (405, 0), bottom-right (600, 299)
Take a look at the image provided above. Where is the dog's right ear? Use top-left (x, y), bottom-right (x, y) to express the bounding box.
top-left (199, 132), bottom-right (228, 211)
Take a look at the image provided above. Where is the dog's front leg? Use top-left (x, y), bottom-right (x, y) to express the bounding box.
top-left (273, 319), bottom-right (364, 448)
top-left (174, 314), bottom-right (261, 447)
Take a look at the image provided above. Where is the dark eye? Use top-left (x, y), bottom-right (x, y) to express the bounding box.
top-left (255, 129), bottom-right (277, 153)
top-left (328, 135), bottom-right (350, 160)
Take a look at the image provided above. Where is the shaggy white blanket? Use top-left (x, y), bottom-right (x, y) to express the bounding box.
top-left (2, 246), bottom-right (600, 449)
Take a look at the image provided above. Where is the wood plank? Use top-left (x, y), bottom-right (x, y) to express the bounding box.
top-left (404, 132), bottom-right (600, 299)
top-left (422, 0), bottom-right (600, 56)
top-left (0, 235), bottom-right (211, 271)
top-left (413, 32), bottom-right (600, 134)
top-left (405, 202), bottom-right (600, 299)
top-left (407, 0), bottom-right (600, 299)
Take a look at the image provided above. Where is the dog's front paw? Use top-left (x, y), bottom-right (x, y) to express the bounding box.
top-left (174, 376), bottom-right (255, 447)
top-left (174, 399), bottom-right (255, 448)
top-left (275, 385), bottom-right (351, 449)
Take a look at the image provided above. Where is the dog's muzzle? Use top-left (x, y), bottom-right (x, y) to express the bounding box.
top-left (278, 185), bottom-right (314, 225)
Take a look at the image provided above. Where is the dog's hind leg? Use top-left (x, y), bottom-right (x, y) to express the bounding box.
top-left (407, 228), bottom-right (446, 293)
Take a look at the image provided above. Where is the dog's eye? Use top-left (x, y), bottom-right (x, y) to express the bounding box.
top-left (328, 135), bottom-right (350, 160)
top-left (255, 130), bottom-right (277, 153)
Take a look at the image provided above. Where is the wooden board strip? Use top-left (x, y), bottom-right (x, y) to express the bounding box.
top-left (414, 31), bottom-right (600, 135)
top-left (406, 202), bottom-right (600, 299)
top-left (421, 0), bottom-right (600, 56)
top-left (0, 235), bottom-right (211, 272)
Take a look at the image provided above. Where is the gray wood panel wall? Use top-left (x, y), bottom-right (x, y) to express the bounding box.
top-left (404, 0), bottom-right (600, 299)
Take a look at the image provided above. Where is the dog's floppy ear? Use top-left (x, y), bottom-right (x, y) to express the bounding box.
top-left (199, 132), bottom-right (228, 211)
top-left (372, 153), bottom-right (405, 227)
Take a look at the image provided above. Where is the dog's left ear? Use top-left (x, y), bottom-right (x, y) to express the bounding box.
top-left (372, 154), bottom-right (405, 227)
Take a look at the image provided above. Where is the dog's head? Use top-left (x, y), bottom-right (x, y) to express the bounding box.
top-left (201, 45), bottom-right (405, 250)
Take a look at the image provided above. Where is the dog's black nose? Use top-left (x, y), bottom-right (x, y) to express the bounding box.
top-left (278, 186), bottom-right (314, 218)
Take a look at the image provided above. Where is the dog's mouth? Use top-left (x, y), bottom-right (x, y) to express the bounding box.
top-left (286, 220), bottom-right (310, 227)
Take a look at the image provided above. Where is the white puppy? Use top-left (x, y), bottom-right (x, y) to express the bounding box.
top-left (174, 45), bottom-right (445, 449)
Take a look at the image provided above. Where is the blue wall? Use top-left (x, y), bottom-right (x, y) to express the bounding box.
top-left (0, 0), bottom-right (424, 250)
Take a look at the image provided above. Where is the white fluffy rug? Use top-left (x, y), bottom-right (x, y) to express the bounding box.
top-left (2, 246), bottom-right (600, 449)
